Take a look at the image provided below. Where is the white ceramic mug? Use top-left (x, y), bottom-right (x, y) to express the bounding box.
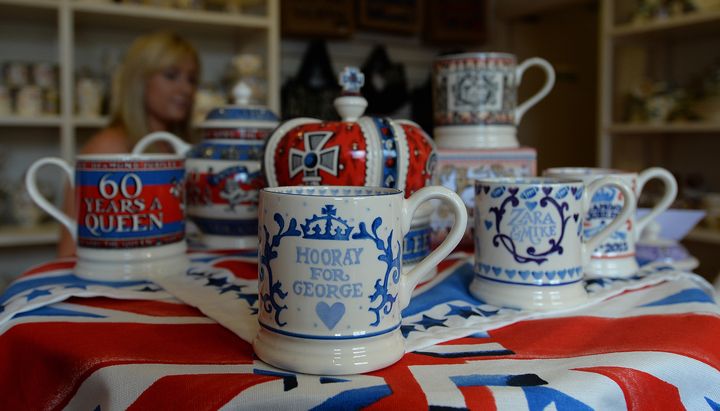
top-left (471, 177), bottom-right (634, 311)
top-left (432, 52), bottom-right (555, 148)
top-left (543, 167), bottom-right (678, 277)
top-left (253, 185), bottom-right (467, 375)
top-left (25, 153), bottom-right (188, 280)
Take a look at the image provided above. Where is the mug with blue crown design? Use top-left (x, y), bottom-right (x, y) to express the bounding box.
top-left (471, 177), bottom-right (634, 311)
top-left (253, 185), bottom-right (467, 375)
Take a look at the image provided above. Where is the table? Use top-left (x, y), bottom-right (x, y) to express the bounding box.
top-left (1, 250), bottom-right (719, 410)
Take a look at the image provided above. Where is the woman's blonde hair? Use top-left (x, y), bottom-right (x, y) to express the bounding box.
top-left (110, 31), bottom-right (199, 144)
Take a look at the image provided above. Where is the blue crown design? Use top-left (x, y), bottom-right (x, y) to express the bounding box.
top-left (592, 186), bottom-right (616, 203)
top-left (301, 205), bottom-right (354, 240)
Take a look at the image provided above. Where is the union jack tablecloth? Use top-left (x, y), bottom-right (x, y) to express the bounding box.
top-left (1, 250), bottom-right (719, 410)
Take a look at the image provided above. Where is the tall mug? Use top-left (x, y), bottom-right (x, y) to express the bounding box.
top-left (543, 167), bottom-right (677, 277)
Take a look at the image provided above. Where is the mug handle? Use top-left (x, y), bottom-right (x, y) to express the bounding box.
top-left (515, 57), bottom-right (556, 125)
top-left (398, 186), bottom-right (467, 309)
top-left (634, 167), bottom-right (677, 240)
top-left (132, 131), bottom-right (191, 155)
top-left (25, 157), bottom-right (77, 239)
top-left (581, 176), bottom-right (635, 265)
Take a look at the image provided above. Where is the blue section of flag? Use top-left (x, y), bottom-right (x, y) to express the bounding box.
top-left (640, 288), bottom-right (715, 307)
top-left (78, 221), bottom-right (184, 239)
top-left (402, 262), bottom-right (481, 317)
top-left (706, 396), bottom-right (720, 410)
top-left (76, 169), bottom-right (184, 187)
top-left (13, 305), bottom-right (106, 319)
top-left (522, 386), bottom-right (593, 411)
top-left (310, 385), bottom-right (392, 411)
top-left (1, 274), bottom-right (149, 304)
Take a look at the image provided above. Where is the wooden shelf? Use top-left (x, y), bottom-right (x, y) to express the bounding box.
top-left (0, 223), bottom-right (59, 247)
top-left (73, 116), bottom-right (108, 128)
top-left (608, 122), bottom-right (720, 134)
top-left (685, 227), bottom-right (720, 245)
top-left (72, 1), bottom-right (270, 31)
top-left (0, 116), bottom-right (62, 127)
top-left (610, 9), bottom-right (720, 40)
top-left (0, 0), bottom-right (58, 9)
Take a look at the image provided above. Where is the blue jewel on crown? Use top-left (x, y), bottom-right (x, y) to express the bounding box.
top-left (301, 205), bottom-right (354, 241)
top-left (592, 186), bottom-right (616, 203)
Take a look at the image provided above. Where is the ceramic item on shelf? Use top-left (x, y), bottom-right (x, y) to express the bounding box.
top-left (16, 85), bottom-right (43, 117)
top-left (265, 67), bottom-right (438, 273)
top-left (432, 52), bottom-right (555, 149)
top-left (253, 185), bottom-right (467, 375)
top-left (3, 62), bottom-right (29, 88)
top-left (636, 221), bottom-right (698, 271)
top-left (471, 177), bottom-right (634, 311)
top-left (25, 143), bottom-right (188, 280)
top-left (76, 78), bottom-right (104, 117)
top-left (133, 83), bottom-right (279, 249)
top-left (543, 167), bottom-right (677, 278)
top-left (0, 85), bottom-right (11, 116)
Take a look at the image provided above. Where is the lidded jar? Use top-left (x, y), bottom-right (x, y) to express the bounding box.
top-left (263, 67), bottom-right (438, 270)
top-left (133, 82), bottom-right (279, 249)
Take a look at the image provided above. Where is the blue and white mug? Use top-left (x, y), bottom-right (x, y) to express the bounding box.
top-left (471, 177), bottom-right (634, 311)
top-left (543, 167), bottom-right (677, 277)
top-left (253, 185), bottom-right (467, 375)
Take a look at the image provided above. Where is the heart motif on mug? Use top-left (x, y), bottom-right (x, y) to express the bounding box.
top-left (573, 213), bottom-right (579, 222)
top-left (316, 302), bottom-right (346, 330)
top-left (525, 201), bottom-right (538, 211)
top-left (484, 220), bottom-right (493, 230)
top-left (482, 185), bottom-right (490, 194)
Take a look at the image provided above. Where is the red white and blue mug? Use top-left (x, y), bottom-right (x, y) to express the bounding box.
top-left (25, 152), bottom-right (188, 280)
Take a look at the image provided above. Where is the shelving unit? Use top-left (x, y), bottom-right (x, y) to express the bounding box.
top-left (598, 0), bottom-right (720, 270)
top-left (0, 0), bottom-right (279, 249)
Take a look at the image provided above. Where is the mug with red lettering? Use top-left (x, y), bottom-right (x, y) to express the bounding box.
top-left (25, 153), bottom-right (188, 280)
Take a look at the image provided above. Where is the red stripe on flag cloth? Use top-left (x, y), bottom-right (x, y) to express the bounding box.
top-left (211, 259), bottom-right (258, 280)
top-left (0, 322), bottom-right (254, 410)
top-left (128, 373), bottom-right (279, 411)
top-left (23, 260), bottom-right (76, 277)
top-left (68, 297), bottom-right (205, 317)
top-left (459, 386), bottom-right (497, 411)
top-left (575, 366), bottom-right (685, 411)
top-left (487, 314), bottom-right (720, 366)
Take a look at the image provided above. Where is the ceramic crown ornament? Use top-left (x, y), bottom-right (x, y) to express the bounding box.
top-left (133, 82), bottom-right (279, 249)
top-left (264, 67), bottom-right (437, 198)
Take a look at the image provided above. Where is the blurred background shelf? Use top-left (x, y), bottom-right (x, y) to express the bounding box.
top-left (610, 8), bottom-right (720, 40)
top-left (685, 227), bottom-right (720, 245)
top-left (0, 223), bottom-right (59, 248)
top-left (608, 122), bottom-right (720, 134)
top-left (0, 116), bottom-right (62, 127)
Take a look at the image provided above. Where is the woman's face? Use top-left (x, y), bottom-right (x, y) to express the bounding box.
top-left (145, 56), bottom-right (198, 128)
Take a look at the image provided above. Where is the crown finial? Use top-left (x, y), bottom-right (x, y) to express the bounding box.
top-left (334, 67), bottom-right (367, 122)
top-left (232, 81), bottom-right (251, 106)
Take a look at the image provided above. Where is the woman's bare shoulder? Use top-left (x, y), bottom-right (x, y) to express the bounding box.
top-left (80, 126), bottom-right (130, 155)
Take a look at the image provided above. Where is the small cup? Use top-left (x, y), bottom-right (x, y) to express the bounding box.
top-left (25, 153), bottom-right (188, 280)
top-left (543, 167), bottom-right (677, 277)
top-left (471, 177), bottom-right (634, 311)
top-left (432, 52), bottom-right (555, 148)
top-left (253, 185), bottom-right (467, 375)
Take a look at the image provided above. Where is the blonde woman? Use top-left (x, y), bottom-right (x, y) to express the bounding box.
top-left (58, 31), bottom-right (200, 257)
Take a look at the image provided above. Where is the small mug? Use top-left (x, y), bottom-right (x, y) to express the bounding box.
top-left (253, 185), bottom-right (467, 375)
top-left (471, 177), bottom-right (634, 311)
top-left (432, 52), bottom-right (555, 148)
top-left (25, 153), bottom-right (188, 280)
top-left (543, 167), bottom-right (678, 277)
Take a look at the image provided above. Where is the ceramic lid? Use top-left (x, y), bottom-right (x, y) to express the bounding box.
top-left (199, 82), bottom-right (279, 132)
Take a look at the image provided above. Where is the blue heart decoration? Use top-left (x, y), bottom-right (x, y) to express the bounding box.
top-left (481, 263), bottom-right (491, 274)
top-left (316, 302), bottom-right (346, 330)
top-left (573, 213), bottom-right (579, 222)
top-left (525, 201), bottom-right (538, 211)
top-left (546, 270), bottom-right (556, 280)
top-left (482, 185), bottom-right (490, 194)
top-left (542, 186), bottom-right (553, 196)
top-left (532, 271), bottom-right (544, 280)
top-left (519, 270), bottom-right (530, 280)
top-left (557, 269), bottom-right (567, 279)
top-left (505, 269), bottom-right (517, 279)
top-left (484, 220), bottom-right (493, 230)
top-left (492, 266), bottom-right (502, 276)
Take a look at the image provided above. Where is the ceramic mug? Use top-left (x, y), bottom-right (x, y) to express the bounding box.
top-left (543, 167), bottom-right (678, 277)
top-left (471, 177), bottom-right (634, 311)
top-left (432, 52), bottom-right (555, 148)
top-left (25, 153), bottom-right (188, 280)
top-left (253, 185), bottom-right (467, 375)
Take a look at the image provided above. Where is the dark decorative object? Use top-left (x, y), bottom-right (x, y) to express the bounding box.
top-left (360, 45), bottom-right (408, 115)
top-left (281, 40), bottom-right (340, 120)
